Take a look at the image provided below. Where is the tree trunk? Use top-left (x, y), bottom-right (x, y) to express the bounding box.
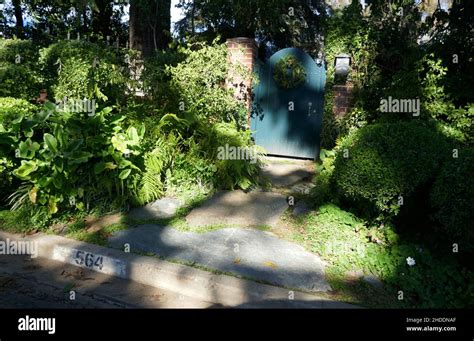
top-left (91, 0), bottom-right (113, 40)
top-left (191, 0), bottom-right (195, 35)
top-left (82, 7), bottom-right (88, 35)
top-left (129, 0), bottom-right (144, 54)
top-left (12, 0), bottom-right (24, 38)
top-left (129, 0), bottom-right (170, 58)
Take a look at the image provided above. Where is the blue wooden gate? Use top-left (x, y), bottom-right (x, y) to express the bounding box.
top-left (251, 48), bottom-right (326, 159)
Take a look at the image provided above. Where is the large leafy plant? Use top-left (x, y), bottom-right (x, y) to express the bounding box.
top-left (0, 98), bottom-right (39, 203)
top-left (1, 102), bottom-right (143, 216)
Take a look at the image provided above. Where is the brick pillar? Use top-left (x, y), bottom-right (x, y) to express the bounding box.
top-left (332, 83), bottom-right (354, 119)
top-left (226, 37), bottom-right (258, 124)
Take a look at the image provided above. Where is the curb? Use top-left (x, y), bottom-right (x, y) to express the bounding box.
top-left (0, 231), bottom-right (357, 308)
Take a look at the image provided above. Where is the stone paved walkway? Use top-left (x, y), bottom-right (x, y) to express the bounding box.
top-left (261, 157), bottom-right (314, 188)
top-left (108, 226), bottom-right (330, 292)
top-left (185, 190), bottom-right (288, 228)
top-left (110, 157), bottom-right (329, 292)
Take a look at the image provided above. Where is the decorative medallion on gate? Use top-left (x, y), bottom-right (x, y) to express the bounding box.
top-left (273, 55), bottom-right (307, 89)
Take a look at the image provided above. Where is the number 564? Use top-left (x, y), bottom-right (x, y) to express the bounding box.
top-left (74, 251), bottom-right (94, 267)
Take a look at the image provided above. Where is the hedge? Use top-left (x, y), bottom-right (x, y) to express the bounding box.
top-left (332, 120), bottom-right (450, 219)
top-left (0, 39), bottom-right (41, 100)
top-left (39, 40), bottom-right (129, 103)
top-left (431, 148), bottom-right (474, 253)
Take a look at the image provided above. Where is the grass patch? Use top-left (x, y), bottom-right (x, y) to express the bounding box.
top-left (0, 210), bottom-right (32, 233)
top-left (325, 267), bottom-right (397, 308)
top-left (102, 223), bottom-right (129, 235)
top-left (278, 203), bottom-right (474, 308)
top-left (1, 182), bottom-right (268, 242)
top-left (64, 221), bottom-right (107, 246)
top-left (0, 207), bottom-right (128, 247)
top-left (60, 221), bottom-right (129, 246)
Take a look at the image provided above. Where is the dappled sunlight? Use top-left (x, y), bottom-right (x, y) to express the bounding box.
top-left (0, 0), bottom-right (471, 322)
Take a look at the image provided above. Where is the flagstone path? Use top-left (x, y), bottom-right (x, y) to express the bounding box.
top-left (109, 157), bottom-right (331, 292)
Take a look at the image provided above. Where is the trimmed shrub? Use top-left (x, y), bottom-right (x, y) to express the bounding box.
top-left (332, 120), bottom-right (450, 219)
top-left (0, 39), bottom-right (41, 100)
top-left (39, 40), bottom-right (129, 104)
top-left (431, 148), bottom-right (474, 253)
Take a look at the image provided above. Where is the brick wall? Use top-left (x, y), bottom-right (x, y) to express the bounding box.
top-left (226, 37), bottom-right (258, 122)
top-left (332, 83), bottom-right (354, 119)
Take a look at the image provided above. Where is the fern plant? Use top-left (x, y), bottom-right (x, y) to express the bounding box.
top-left (131, 148), bottom-right (164, 206)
